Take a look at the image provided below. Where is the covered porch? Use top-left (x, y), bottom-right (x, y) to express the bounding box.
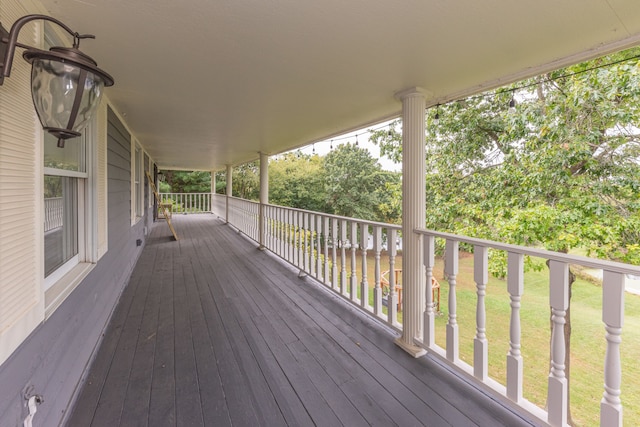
top-left (67, 215), bottom-right (535, 426)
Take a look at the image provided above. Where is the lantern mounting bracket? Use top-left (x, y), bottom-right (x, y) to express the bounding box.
top-left (0, 14), bottom-right (97, 86)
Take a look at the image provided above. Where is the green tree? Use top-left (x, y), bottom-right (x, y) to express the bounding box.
top-left (160, 170), bottom-right (211, 193)
top-left (269, 153), bottom-right (327, 211)
top-left (371, 49), bottom-right (640, 265)
top-left (323, 143), bottom-right (401, 223)
top-left (214, 163), bottom-right (260, 200)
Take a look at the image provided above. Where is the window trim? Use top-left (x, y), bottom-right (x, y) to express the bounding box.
top-left (43, 121), bottom-right (98, 315)
top-left (132, 140), bottom-right (144, 223)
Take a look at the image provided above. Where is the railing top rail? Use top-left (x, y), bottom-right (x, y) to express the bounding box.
top-left (159, 192), bottom-right (212, 195)
top-left (416, 227), bottom-right (640, 275)
top-left (228, 195), bottom-right (259, 204)
top-left (265, 202), bottom-right (402, 230)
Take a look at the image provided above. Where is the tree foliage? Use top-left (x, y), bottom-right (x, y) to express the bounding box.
top-left (323, 143), bottom-right (401, 223)
top-left (160, 170), bottom-right (211, 193)
top-left (371, 48), bottom-right (640, 268)
top-left (269, 153), bottom-right (327, 211)
top-left (214, 162), bottom-right (260, 200)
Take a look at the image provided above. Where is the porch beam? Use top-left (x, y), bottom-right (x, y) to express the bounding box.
top-left (394, 87), bottom-right (431, 357)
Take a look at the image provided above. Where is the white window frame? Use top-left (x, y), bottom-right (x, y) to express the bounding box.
top-left (132, 141), bottom-right (144, 222)
top-left (148, 157), bottom-right (154, 208)
top-left (43, 120), bottom-right (99, 316)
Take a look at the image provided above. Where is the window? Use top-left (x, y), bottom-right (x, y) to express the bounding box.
top-left (43, 134), bottom-right (87, 284)
top-left (134, 143), bottom-right (143, 219)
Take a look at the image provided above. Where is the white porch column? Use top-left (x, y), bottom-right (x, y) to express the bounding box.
top-left (210, 170), bottom-right (216, 213)
top-left (259, 152), bottom-right (269, 249)
top-left (225, 165), bottom-right (232, 223)
top-left (395, 87), bottom-right (429, 357)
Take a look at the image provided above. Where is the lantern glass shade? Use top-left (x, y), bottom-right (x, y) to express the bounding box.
top-left (30, 57), bottom-right (106, 140)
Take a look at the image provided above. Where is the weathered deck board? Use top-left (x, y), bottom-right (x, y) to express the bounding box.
top-left (67, 215), bottom-right (540, 426)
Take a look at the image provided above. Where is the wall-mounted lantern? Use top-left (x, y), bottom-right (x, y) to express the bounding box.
top-left (0, 14), bottom-right (114, 147)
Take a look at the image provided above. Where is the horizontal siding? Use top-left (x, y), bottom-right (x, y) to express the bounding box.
top-left (0, 0), bottom-right (42, 357)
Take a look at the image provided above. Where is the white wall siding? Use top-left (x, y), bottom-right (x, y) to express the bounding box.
top-left (0, 0), bottom-right (45, 365)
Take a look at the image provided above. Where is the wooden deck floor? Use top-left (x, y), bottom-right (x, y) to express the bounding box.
top-left (67, 215), bottom-right (539, 427)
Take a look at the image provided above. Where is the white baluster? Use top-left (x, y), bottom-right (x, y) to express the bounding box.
top-left (601, 270), bottom-right (624, 427)
top-left (288, 210), bottom-right (294, 264)
top-left (474, 246), bottom-right (489, 381)
top-left (278, 208), bottom-right (283, 257)
top-left (298, 212), bottom-right (305, 270)
top-left (360, 223), bottom-right (369, 310)
top-left (286, 209), bottom-right (291, 261)
top-left (547, 260), bottom-right (568, 425)
top-left (507, 252), bottom-right (525, 403)
top-left (297, 211), bottom-right (302, 266)
top-left (281, 209), bottom-right (286, 258)
top-left (423, 234), bottom-right (435, 347)
top-left (388, 229), bottom-right (398, 326)
top-left (340, 220), bottom-right (348, 296)
top-left (316, 215), bottom-right (322, 281)
top-left (278, 208), bottom-right (283, 256)
top-left (331, 218), bottom-right (338, 291)
top-left (308, 213), bottom-right (315, 277)
top-left (373, 226), bottom-right (383, 318)
top-left (445, 239), bottom-right (459, 362)
top-left (323, 216), bottom-right (330, 286)
top-left (268, 206), bottom-right (273, 249)
top-left (350, 221), bottom-right (359, 303)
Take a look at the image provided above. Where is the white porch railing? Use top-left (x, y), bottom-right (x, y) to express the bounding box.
top-left (159, 192), bottom-right (211, 214)
top-left (211, 195), bottom-right (640, 426)
top-left (44, 197), bottom-right (63, 232)
top-left (213, 196), bottom-right (404, 328)
top-left (264, 203), bottom-right (404, 329)
top-left (414, 229), bottom-right (640, 427)
top-left (228, 196), bottom-right (260, 241)
top-left (212, 193), bottom-right (226, 218)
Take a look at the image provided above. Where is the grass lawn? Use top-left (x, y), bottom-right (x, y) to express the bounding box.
top-left (329, 249), bottom-right (639, 426)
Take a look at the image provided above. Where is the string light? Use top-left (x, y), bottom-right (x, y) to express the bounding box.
top-left (302, 118), bottom-right (398, 154)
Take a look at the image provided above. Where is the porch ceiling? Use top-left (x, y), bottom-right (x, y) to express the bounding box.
top-left (36, 0), bottom-right (640, 171)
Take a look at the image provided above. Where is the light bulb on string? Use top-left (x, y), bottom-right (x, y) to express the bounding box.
top-left (434, 103), bottom-right (441, 121)
top-left (355, 134), bottom-right (359, 146)
top-left (330, 139), bottom-right (333, 150)
top-left (312, 143), bottom-right (315, 154)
